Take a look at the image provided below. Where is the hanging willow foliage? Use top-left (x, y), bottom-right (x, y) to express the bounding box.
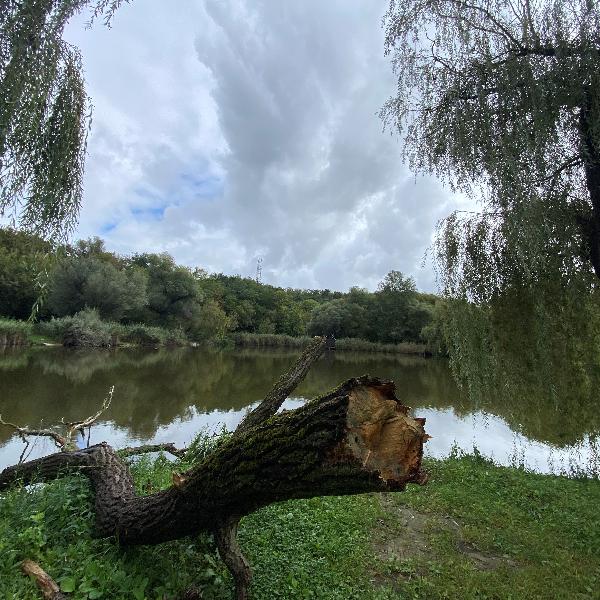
top-left (0, 0), bottom-right (128, 239)
top-left (382, 0), bottom-right (600, 404)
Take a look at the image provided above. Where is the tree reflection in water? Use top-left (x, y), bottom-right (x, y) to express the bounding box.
top-left (0, 347), bottom-right (598, 473)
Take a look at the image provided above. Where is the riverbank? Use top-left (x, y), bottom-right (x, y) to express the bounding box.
top-left (0, 318), bottom-right (33, 347)
top-left (1, 451), bottom-right (597, 599)
top-left (233, 332), bottom-right (431, 355)
top-left (1, 315), bottom-right (433, 355)
top-left (0, 313), bottom-right (187, 349)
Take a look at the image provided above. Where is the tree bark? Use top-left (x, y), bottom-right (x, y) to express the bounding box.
top-left (0, 338), bottom-right (428, 598)
top-left (579, 95), bottom-right (600, 280)
top-left (235, 336), bottom-right (328, 434)
top-left (0, 376), bottom-right (427, 544)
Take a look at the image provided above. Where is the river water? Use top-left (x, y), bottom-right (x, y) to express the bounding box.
top-left (0, 347), bottom-right (597, 475)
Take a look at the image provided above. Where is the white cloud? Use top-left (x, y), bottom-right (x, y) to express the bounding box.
top-left (65, 0), bottom-right (471, 292)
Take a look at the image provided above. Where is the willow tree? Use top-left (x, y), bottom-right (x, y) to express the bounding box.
top-left (382, 0), bottom-right (600, 404)
top-left (0, 0), bottom-right (127, 239)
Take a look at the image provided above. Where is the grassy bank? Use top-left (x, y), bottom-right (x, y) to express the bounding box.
top-left (1, 449), bottom-right (598, 599)
top-left (233, 332), bottom-right (430, 355)
top-left (36, 311), bottom-right (188, 348)
top-left (0, 318), bottom-right (33, 346)
top-left (2, 316), bottom-right (431, 354)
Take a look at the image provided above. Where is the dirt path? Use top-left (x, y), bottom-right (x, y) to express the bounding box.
top-left (372, 493), bottom-right (517, 587)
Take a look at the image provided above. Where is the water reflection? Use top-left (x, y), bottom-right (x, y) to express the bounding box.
top-left (0, 347), bottom-right (597, 474)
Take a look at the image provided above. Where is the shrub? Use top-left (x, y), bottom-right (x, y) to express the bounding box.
top-left (34, 316), bottom-right (75, 342)
top-left (35, 314), bottom-right (187, 348)
top-left (0, 317), bottom-right (32, 346)
top-left (35, 309), bottom-right (117, 348)
top-left (61, 308), bottom-right (117, 348)
top-left (121, 324), bottom-right (186, 347)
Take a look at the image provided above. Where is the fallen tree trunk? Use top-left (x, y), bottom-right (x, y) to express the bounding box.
top-left (0, 338), bottom-right (428, 599)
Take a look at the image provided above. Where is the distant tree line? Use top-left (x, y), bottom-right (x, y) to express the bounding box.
top-left (0, 228), bottom-right (442, 346)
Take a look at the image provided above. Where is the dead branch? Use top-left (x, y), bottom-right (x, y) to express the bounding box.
top-left (119, 442), bottom-right (187, 458)
top-left (0, 386), bottom-right (114, 454)
top-left (62, 385), bottom-right (114, 444)
top-left (21, 560), bottom-right (66, 600)
top-left (236, 335), bottom-right (327, 434)
top-left (0, 415), bottom-right (67, 449)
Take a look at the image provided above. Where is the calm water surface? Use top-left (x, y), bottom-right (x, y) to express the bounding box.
top-left (0, 347), bottom-right (597, 474)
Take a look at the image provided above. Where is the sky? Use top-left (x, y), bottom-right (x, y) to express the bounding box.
top-left (64, 0), bottom-right (470, 293)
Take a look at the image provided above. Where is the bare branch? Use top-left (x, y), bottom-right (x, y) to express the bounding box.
top-left (63, 385), bottom-right (114, 440)
top-left (235, 336), bottom-right (328, 434)
top-left (1, 387), bottom-right (115, 455)
top-left (119, 443), bottom-right (187, 459)
top-left (0, 415), bottom-right (67, 449)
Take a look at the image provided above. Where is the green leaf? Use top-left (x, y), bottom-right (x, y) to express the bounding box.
top-left (60, 577), bottom-right (76, 593)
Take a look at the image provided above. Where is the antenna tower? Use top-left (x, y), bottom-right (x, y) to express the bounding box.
top-left (255, 257), bottom-right (263, 283)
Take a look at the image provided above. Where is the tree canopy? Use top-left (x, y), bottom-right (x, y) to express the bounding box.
top-left (382, 0), bottom-right (600, 402)
top-left (0, 228), bottom-right (436, 346)
top-left (0, 0), bottom-right (127, 239)
top-left (382, 0), bottom-right (600, 292)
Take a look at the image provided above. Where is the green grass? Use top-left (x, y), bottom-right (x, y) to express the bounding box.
top-left (0, 450), bottom-right (598, 599)
top-left (0, 456), bottom-right (228, 600)
top-left (373, 452), bottom-right (600, 600)
top-left (233, 332), bottom-right (430, 355)
top-left (0, 317), bottom-right (33, 345)
top-left (32, 311), bottom-right (187, 348)
top-left (239, 495), bottom-right (384, 599)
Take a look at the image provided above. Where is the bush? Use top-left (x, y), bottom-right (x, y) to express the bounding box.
top-left (35, 313), bottom-right (187, 348)
top-left (62, 309), bottom-right (117, 348)
top-left (34, 316), bottom-right (75, 342)
top-left (35, 309), bottom-right (117, 348)
top-left (121, 324), bottom-right (186, 347)
top-left (0, 317), bottom-right (32, 346)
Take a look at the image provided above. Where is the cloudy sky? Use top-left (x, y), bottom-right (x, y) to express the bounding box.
top-left (65, 0), bottom-right (467, 292)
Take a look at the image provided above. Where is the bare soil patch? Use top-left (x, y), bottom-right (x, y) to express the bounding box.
top-left (373, 493), bottom-right (517, 576)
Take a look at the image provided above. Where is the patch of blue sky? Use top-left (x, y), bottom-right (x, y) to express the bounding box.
top-left (99, 221), bottom-right (117, 234)
top-left (130, 204), bottom-right (166, 219)
top-left (179, 173), bottom-right (223, 199)
top-left (129, 186), bottom-right (169, 221)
